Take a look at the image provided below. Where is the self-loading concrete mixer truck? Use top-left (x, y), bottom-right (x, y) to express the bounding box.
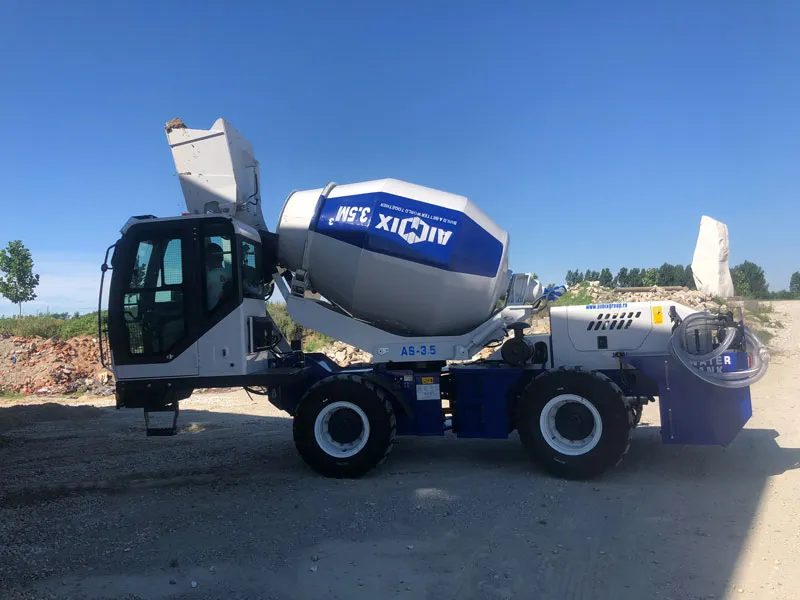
top-left (97, 117), bottom-right (771, 480)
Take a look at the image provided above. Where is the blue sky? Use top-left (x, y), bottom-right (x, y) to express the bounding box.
top-left (1, 1), bottom-right (798, 315)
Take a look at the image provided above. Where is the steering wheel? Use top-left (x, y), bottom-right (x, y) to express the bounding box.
top-left (139, 310), bottom-right (168, 352)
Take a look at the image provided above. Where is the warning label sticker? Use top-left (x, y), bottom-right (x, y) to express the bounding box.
top-left (653, 305), bottom-right (663, 324)
top-left (416, 384), bottom-right (441, 401)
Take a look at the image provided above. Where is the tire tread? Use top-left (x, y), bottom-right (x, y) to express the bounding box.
top-left (293, 374), bottom-right (396, 478)
top-left (516, 367), bottom-right (633, 479)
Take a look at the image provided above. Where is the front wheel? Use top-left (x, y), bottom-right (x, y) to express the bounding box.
top-left (516, 368), bottom-right (633, 480)
top-left (293, 375), bottom-right (396, 478)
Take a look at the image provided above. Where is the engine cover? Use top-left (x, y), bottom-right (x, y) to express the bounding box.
top-left (547, 301), bottom-right (699, 371)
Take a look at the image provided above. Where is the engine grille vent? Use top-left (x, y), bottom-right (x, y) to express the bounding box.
top-left (586, 311), bottom-right (643, 331)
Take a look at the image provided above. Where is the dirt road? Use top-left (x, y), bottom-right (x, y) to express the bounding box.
top-left (2, 302), bottom-right (799, 600)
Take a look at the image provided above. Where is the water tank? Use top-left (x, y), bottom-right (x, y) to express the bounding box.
top-left (276, 179), bottom-right (510, 336)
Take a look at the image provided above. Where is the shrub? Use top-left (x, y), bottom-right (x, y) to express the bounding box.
top-left (0, 311), bottom-right (106, 339)
top-left (267, 302), bottom-right (332, 348)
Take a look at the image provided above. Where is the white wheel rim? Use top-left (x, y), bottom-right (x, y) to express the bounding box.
top-left (539, 394), bottom-right (602, 456)
top-left (314, 401), bottom-right (370, 458)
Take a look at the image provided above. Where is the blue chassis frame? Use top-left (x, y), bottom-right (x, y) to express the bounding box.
top-left (272, 351), bottom-right (752, 447)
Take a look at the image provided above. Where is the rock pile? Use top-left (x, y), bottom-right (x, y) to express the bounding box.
top-left (316, 340), bottom-right (373, 366)
top-left (0, 335), bottom-right (114, 397)
top-left (577, 281), bottom-right (722, 312)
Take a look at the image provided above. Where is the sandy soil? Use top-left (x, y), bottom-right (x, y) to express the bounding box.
top-left (1, 302), bottom-right (798, 600)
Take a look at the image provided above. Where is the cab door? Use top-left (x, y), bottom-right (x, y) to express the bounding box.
top-left (109, 219), bottom-right (200, 379)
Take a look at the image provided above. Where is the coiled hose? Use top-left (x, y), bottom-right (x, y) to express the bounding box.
top-left (544, 285), bottom-right (567, 302)
top-left (668, 311), bottom-right (772, 388)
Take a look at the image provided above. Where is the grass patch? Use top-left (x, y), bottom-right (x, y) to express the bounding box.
top-left (749, 302), bottom-right (774, 316)
top-left (304, 331), bottom-right (333, 352)
top-left (552, 284), bottom-right (595, 307)
top-left (751, 312), bottom-right (771, 324)
top-left (751, 328), bottom-right (774, 344)
top-left (0, 391), bottom-right (26, 400)
top-left (267, 302), bottom-right (333, 350)
top-left (742, 301), bottom-right (783, 331)
top-left (266, 303), bottom-right (295, 338)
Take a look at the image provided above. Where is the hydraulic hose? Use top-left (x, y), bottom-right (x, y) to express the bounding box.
top-left (544, 285), bottom-right (567, 302)
top-left (668, 311), bottom-right (771, 388)
top-left (531, 284), bottom-right (567, 313)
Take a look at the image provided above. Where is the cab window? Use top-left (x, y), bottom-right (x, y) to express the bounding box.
top-left (123, 236), bottom-right (186, 356)
top-left (203, 229), bottom-right (234, 312)
top-left (241, 238), bottom-right (264, 298)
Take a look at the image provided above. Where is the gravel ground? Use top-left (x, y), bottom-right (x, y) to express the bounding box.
top-left (1, 302), bottom-right (799, 600)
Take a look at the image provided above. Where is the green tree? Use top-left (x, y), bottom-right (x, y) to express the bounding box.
top-left (599, 268), bottom-right (614, 287)
top-left (583, 269), bottom-right (600, 282)
top-left (642, 267), bottom-right (658, 287)
top-left (0, 240), bottom-right (40, 317)
top-left (683, 264), bottom-right (696, 290)
top-left (565, 270), bottom-right (582, 286)
top-left (790, 271), bottom-right (800, 295)
top-left (656, 263), bottom-right (676, 286)
top-left (673, 264), bottom-right (686, 287)
top-left (731, 261), bottom-right (768, 298)
top-left (628, 268), bottom-right (643, 287)
top-left (731, 268), bottom-right (750, 297)
top-left (615, 267), bottom-right (629, 287)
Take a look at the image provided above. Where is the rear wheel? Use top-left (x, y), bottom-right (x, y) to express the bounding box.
top-left (516, 368), bottom-right (633, 479)
top-left (293, 375), bottom-right (396, 478)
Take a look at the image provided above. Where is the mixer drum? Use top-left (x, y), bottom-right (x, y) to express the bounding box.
top-left (276, 179), bottom-right (510, 337)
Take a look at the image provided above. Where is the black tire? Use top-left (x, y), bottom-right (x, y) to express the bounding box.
top-left (293, 374), bottom-right (396, 478)
top-left (516, 368), bottom-right (633, 480)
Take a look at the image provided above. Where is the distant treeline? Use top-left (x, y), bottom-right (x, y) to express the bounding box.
top-left (565, 264), bottom-right (696, 289)
top-left (566, 262), bottom-right (800, 300)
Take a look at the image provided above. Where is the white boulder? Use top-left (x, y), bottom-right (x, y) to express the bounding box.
top-left (691, 216), bottom-right (735, 298)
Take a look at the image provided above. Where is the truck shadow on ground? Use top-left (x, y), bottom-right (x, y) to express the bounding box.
top-left (3, 402), bottom-right (798, 505)
top-left (2, 403), bottom-right (799, 599)
top-left (386, 422), bottom-right (800, 479)
top-left (384, 424), bottom-right (800, 598)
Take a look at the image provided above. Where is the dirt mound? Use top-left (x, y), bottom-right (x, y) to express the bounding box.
top-left (0, 334), bottom-right (114, 397)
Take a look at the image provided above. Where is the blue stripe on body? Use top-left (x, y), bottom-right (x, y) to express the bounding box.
top-left (314, 191), bottom-right (503, 278)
